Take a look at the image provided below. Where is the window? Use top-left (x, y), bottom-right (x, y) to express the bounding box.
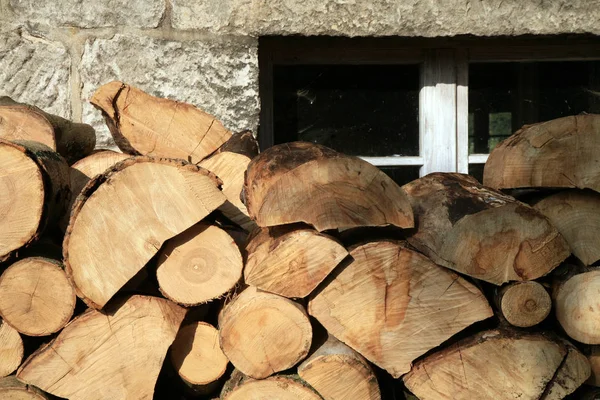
top-left (259, 37), bottom-right (600, 185)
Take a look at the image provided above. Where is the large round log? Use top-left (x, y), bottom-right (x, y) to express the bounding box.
top-left (494, 281), bottom-right (551, 328)
top-left (222, 371), bottom-right (321, 400)
top-left (534, 190), bottom-right (600, 266)
top-left (219, 286), bottom-right (313, 379)
top-left (242, 141), bottom-right (414, 231)
top-left (0, 139), bottom-right (70, 262)
top-left (17, 295), bottom-right (186, 400)
top-left (484, 114), bottom-right (600, 191)
top-left (0, 320), bottom-right (23, 378)
top-left (0, 257), bottom-right (75, 336)
top-left (63, 156), bottom-right (226, 309)
top-left (308, 240), bottom-right (493, 378)
top-left (403, 173), bottom-right (569, 285)
top-left (0, 97), bottom-right (95, 164)
top-left (91, 81), bottom-right (231, 163)
top-left (244, 225), bottom-right (348, 298)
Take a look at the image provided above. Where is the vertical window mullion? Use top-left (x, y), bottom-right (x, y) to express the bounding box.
top-left (456, 49), bottom-right (469, 174)
top-left (419, 49), bottom-right (458, 176)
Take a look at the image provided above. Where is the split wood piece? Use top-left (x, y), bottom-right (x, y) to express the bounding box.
top-left (403, 330), bottom-right (568, 400)
top-left (222, 370), bottom-right (321, 400)
top-left (555, 269), bottom-right (600, 344)
top-left (0, 258), bottom-right (75, 336)
top-left (0, 321), bottom-right (23, 378)
top-left (494, 281), bottom-right (551, 328)
top-left (484, 114), bottom-right (600, 191)
top-left (298, 334), bottom-right (381, 400)
top-left (542, 338), bottom-right (591, 400)
top-left (402, 173), bottom-right (569, 285)
top-left (586, 346), bottom-right (600, 387)
top-left (170, 322), bottom-right (228, 393)
top-left (308, 240), bottom-right (493, 378)
top-left (63, 156), bottom-right (226, 309)
top-left (0, 139), bottom-right (70, 262)
top-left (0, 376), bottom-right (48, 400)
top-left (0, 97), bottom-right (95, 164)
top-left (219, 286), bottom-right (313, 379)
top-left (243, 141), bottom-right (414, 231)
top-left (199, 131), bottom-right (259, 231)
top-left (91, 81), bottom-right (231, 163)
top-left (17, 295), bottom-right (186, 400)
top-left (157, 223), bottom-right (243, 306)
top-left (244, 225), bottom-right (348, 298)
top-left (60, 150), bottom-right (130, 230)
top-left (534, 190), bottom-right (600, 265)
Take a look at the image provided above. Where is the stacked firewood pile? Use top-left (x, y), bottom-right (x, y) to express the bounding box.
top-left (1, 82), bottom-right (600, 400)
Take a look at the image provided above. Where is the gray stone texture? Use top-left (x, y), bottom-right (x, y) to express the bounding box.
top-left (0, 30), bottom-right (71, 118)
top-left (9, 0), bottom-right (165, 28)
top-left (172, 0), bottom-right (600, 37)
top-left (80, 34), bottom-right (259, 149)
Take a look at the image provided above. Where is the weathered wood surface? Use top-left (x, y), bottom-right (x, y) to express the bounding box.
top-left (0, 320), bottom-right (23, 378)
top-left (221, 370), bottom-right (321, 400)
top-left (494, 281), bottom-right (551, 328)
top-left (0, 376), bottom-right (49, 399)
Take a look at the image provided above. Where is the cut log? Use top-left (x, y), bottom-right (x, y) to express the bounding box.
top-left (0, 376), bottom-right (48, 400)
top-left (308, 240), bottom-right (493, 378)
top-left (17, 295), bottom-right (186, 400)
top-left (0, 97), bottom-right (95, 164)
top-left (554, 269), bottom-right (600, 344)
top-left (90, 81), bottom-right (231, 163)
top-left (0, 257), bottom-right (75, 336)
top-left (403, 330), bottom-right (568, 400)
top-left (157, 222), bottom-right (242, 306)
top-left (494, 281), bottom-right (551, 328)
top-left (244, 225), bottom-right (348, 298)
top-left (242, 141), bottom-right (414, 231)
top-left (219, 286), bottom-right (313, 379)
top-left (60, 150), bottom-right (130, 230)
top-left (0, 139), bottom-right (70, 262)
top-left (403, 173), bottom-right (569, 285)
top-left (298, 334), bottom-right (381, 400)
top-left (63, 156), bottom-right (226, 309)
top-left (170, 322), bottom-right (228, 392)
top-left (586, 346), bottom-right (600, 387)
top-left (199, 131), bottom-right (259, 231)
top-left (222, 370), bottom-right (321, 400)
top-left (542, 338), bottom-right (590, 400)
top-left (534, 190), bottom-right (600, 265)
top-left (484, 114), bottom-right (600, 191)
top-left (0, 320), bottom-right (23, 378)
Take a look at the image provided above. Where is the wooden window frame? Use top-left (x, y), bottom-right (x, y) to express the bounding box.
top-left (259, 36), bottom-right (600, 176)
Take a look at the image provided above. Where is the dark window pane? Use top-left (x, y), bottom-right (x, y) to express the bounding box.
top-left (468, 164), bottom-right (485, 184)
top-left (273, 65), bottom-right (420, 157)
top-left (469, 61), bottom-right (600, 154)
top-left (379, 166), bottom-right (421, 186)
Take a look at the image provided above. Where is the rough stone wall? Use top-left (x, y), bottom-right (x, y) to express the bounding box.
top-left (1, 0), bottom-right (599, 149)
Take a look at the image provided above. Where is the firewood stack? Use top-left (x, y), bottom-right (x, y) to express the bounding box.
top-left (0, 81), bottom-right (599, 399)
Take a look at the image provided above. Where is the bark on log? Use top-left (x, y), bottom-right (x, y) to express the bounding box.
top-left (199, 131), bottom-right (259, 231)
top-left (17, 295), bottom-right (186, 400)
top-left (403, 173), bottom-right (569, 285)
top-left (534, 189), bottom-right (600, 266)
top-left (63, 156), bottom-right (226, 309)
top-left (0, 139), bottom-right (70, 262)
top-left (542, 338), bottom-right (591, 400)
top-left (170, 322), bottom-right (229, 393)
top-left (494, 281), bottom-right (551, 328)
top-left (90, 81), bottom-right (231, 163)
top-left (0, 257), bottom-right (75, 336)
top-left (244, 225), bottom-right (348, 298)
top-left (60, 150), bottom-right (129, 230)
top-left (586, 346), bottom-right (600, 387)
top-left (554, 269), bottom-right (600, 344)
top-left (0, 376), bottom-right (48, 400)
top-left (219, 286), bottom-right (313, 379)
top-left (0, 321), bottom-right (23, 378)
top-left (0, 97), bottom-right (95, 164)
top-left (484, 114), bottom-right (600, 191)
top-left (242, 142), bottom-right (414, 231)
top-left (156, 223), bottom-right (243, 306)
top-left (308, 240), bottom-right (493, 378)
top-left (403, 330), bottom-right (570, 400)
top-left (221, 370), bottom-right (321, 400)
top-left (298, 334), bottom-right (381, 400)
